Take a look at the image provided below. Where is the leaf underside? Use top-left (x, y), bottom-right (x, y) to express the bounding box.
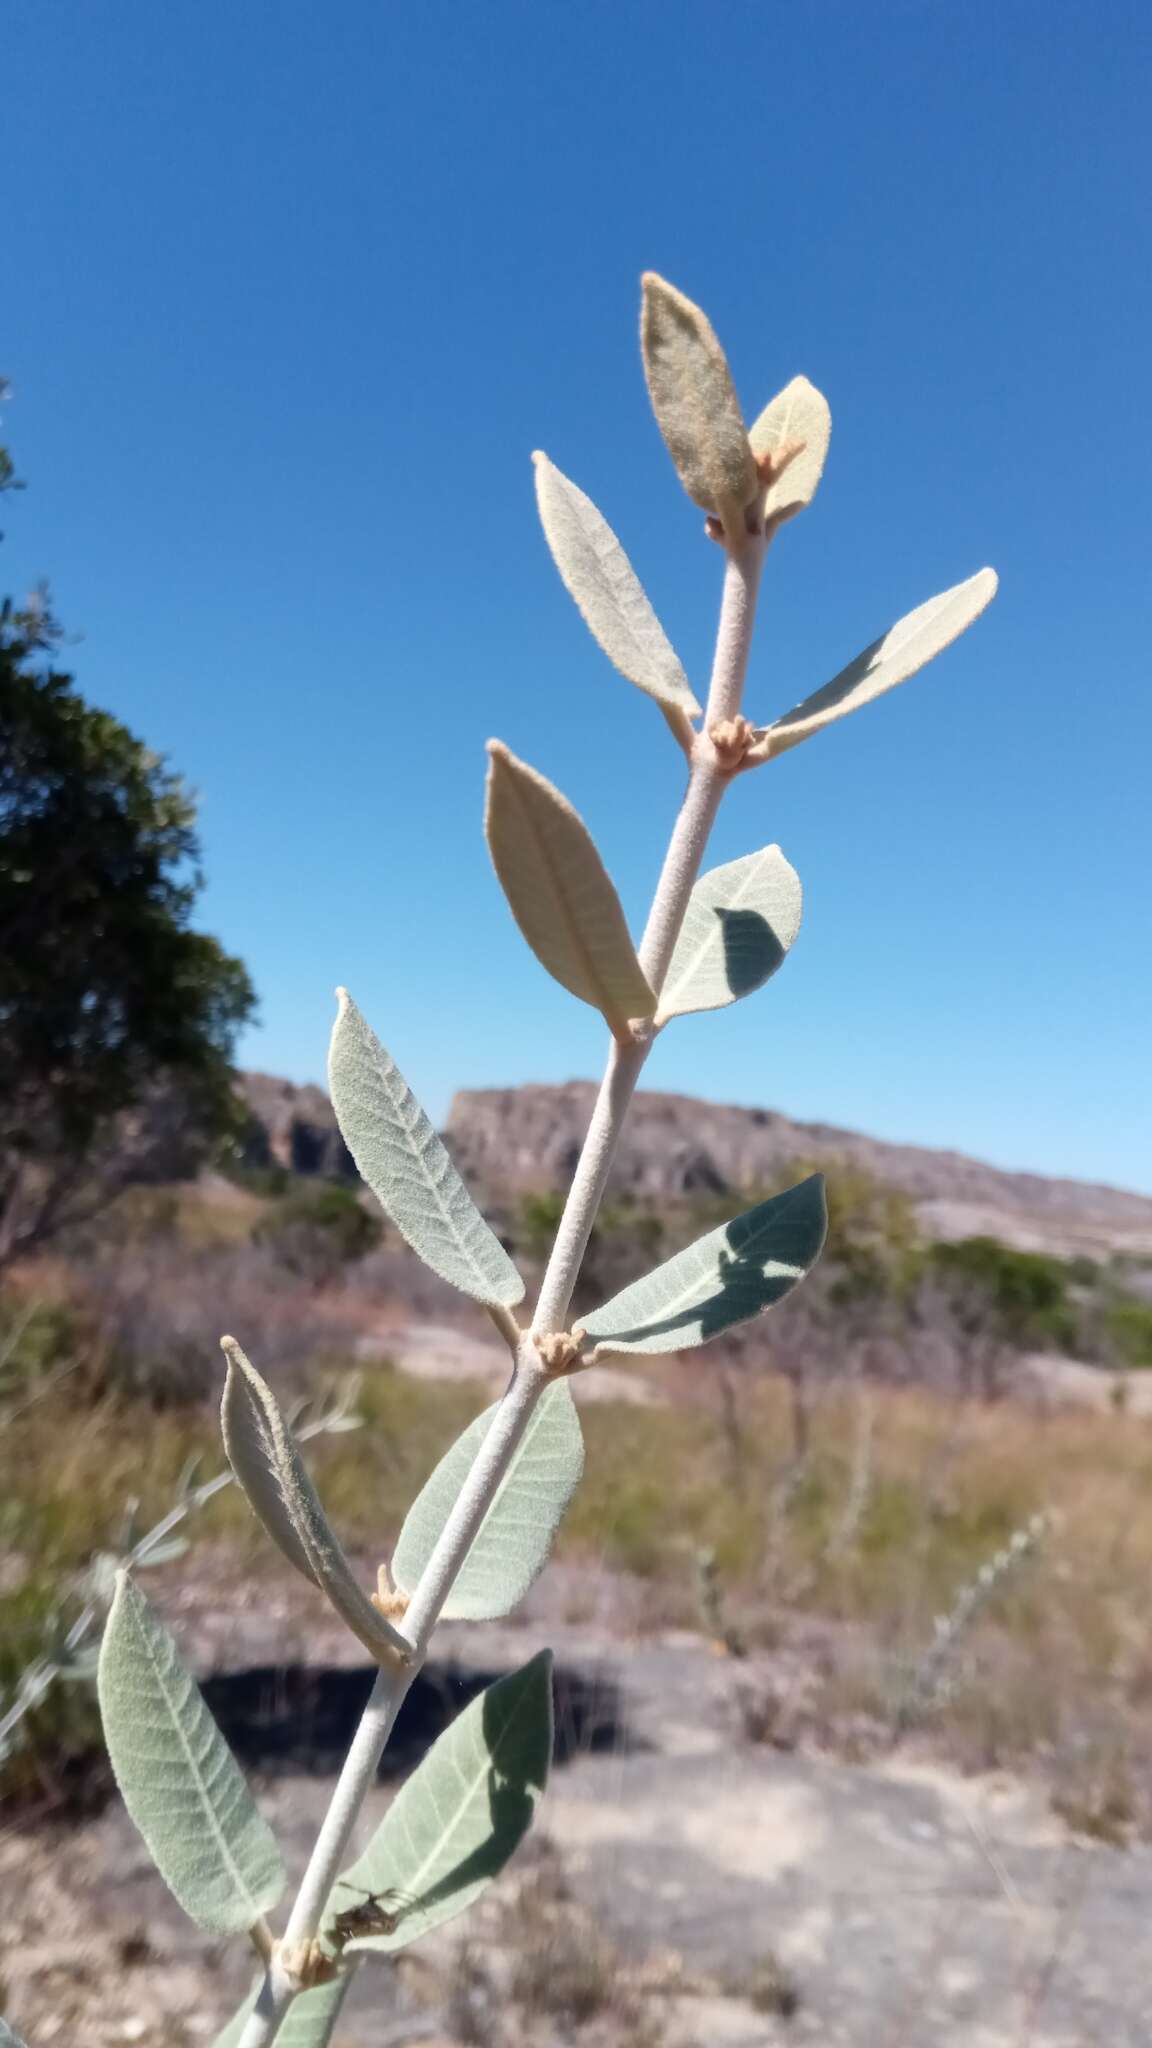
top-left (221, 1339), bottom-right (404, 1663)
top-left (210, 1976), bottom-right (351, 2048)
top-left (657, 845), bottom-right (802, 1022)
top-left (533, 453), bottom-right (701, 716)
top-left (0, 2023), bottom-right (30, 2048)
top-left (393, 1382), bottom-right (585, 1620)
top-left (761, 569), bottom-right (998, 757)
top-left (748, 375), bottom-right (832, 524)
top-left (582, 1175), bottom-right (828, 1357)
top-left (329, 991), bottom-right (524, 1308)
top-left (641, 273), bottom-right (758, 526)
top-left (97, 1574), bottom-right (286, 1934)
top-left (485, 743), bottom-right (656, 1034)
top-left (336, 1651), bottom-right (553, 1953)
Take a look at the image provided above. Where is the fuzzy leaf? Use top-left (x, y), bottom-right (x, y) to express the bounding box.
top-left (393, 1384), bottom-right (584, 1620)
top-left (640, 273), bottom-right (758, 528)
top-left (533, 453), bottom-right (701, 716)
top-left (97, 1574), bottom-right (285, 1934)
top-left (582, 1176), bottom-right (827, 1358)
top-left (220, 1338), bottom-right (407, 1664)
top-left (329, 992), bottom-right (524, 1308)
top-left (657, 846), bottom-right (802, 1023)
top-left (211, 1978), bottom-right (351, 2048)
top-left (748, 375), bottom-right (832, 525)
top-left (485, 743), bottom-right (656, 1034)
top-left (335, 1651), bottom-right (552, 1953)
top-left (758, 570), bottom-right (998, 758)
top-left (0, 2024), bottom-right (30, 2047)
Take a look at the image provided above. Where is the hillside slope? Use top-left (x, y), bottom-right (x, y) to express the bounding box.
top-left (446, 1083), bottom-right (1152, 1260)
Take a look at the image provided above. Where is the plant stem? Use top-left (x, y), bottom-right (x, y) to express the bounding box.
top-left (239, 1350), bottom-right (547, 2046)
top-left (238, 528), bottom-right (767, 2047)
top-left (532, 532), bottom-right (765, 1336)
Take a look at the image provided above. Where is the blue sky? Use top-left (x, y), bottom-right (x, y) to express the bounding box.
top-left (4, 1), bottom-right (1149, 1192)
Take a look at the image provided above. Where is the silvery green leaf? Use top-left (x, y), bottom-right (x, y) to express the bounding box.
top-left (392, 1384), bottom-right (584, 1620)
top-left (211, 1977), bottom-right (351, 2048)
top-left (485, 743), bottom-right (656, 1035)
top-left (582, 1176), bottom-right (827, 1358)
top-left (329, 991), bottom-right (525, 1309)
top-left (335, 1651), bottom-right (552, 1953)
top-left (533, 453), bottom-right (701, 717)
top-left (657, 846), bottom-right (802, 1023)
top-left (0, 2023), bottom-right (30, 2047)
top-left (97, 1573), bottom-right (286, 1933)
top-left (640, 273), bottom-right (758, 530)
top-left (221, 1338), bottom-right (407, 1664)
top-left (758, 570), bottom-right (998, 758)
top-left (748, 375), bottom-right (831, 525)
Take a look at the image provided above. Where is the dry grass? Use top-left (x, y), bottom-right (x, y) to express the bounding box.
top-left (6, 1343), bottom-right (1152, 1831)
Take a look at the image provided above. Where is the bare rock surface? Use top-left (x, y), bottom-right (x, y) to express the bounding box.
top-left (5, 1603), bottom-right (1152, 2045)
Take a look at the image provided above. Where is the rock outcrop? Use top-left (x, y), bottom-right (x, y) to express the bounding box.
top-left (238, 1072), bottom-right (355, 1181)
top-left (445, 1083), bottom-right (1152, 1260)
top-left (233, 1069), bottom-right (1152, 1260)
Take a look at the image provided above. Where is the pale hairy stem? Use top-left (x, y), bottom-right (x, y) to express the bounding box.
top-left (238, 530), bottom-right (767, 2048)
top-left (532, 533), bottom-right (765, 1336)
top-left (238, 1349), bottom-right (547, 2047)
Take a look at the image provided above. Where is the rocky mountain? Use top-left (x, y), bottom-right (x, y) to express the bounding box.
top-left (238, 1072), bottom-right (355, 1181)
top-left (445, 1084), bottom-right (1152, 1262)
top-left (235, 1072), bottom-right (1152, 1261)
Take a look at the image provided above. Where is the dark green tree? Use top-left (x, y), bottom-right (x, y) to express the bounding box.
top-left (0, 435), bottom-right (256, 1266)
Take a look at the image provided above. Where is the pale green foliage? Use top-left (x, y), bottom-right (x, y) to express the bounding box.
top-left (328, 990), bottom-right (524, 1307)
top-left (335, 1652), bottom-right (552, 1953)
top-left (393, 1384), bottom-right (584, 1619)
top-left (220, 1339), bottom-right (406, 1663)
top-left (757, 568), bottom-right (999, 758)
top-left (532, 452), bottom-right (701, 716)
top-left (0, 2021), bottom-right (30, 2047)
top-left (484, 742), bottom-right (655, 1035)
top-left (641, 272), bottom-right (759, 530)
top-left (582, 1175), bottom-right (828, 1358)
top-left (657, 846), bottom-right (802, 1023)
top-left (87, 270), bottom-right (996, 2048)
top-left (212, 1979), bottom-right (350, 2048)
top-left (749, 375), bottom-right (832, 525)
top-left (97, 1574), bottom-right (285, 1933)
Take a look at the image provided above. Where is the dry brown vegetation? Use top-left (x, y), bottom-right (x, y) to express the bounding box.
top-left (6, 1306), bottom-right (1152, 1839)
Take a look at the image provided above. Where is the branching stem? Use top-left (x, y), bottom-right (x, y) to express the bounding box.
top-left (237, 528), bottom-right (767, 2047)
